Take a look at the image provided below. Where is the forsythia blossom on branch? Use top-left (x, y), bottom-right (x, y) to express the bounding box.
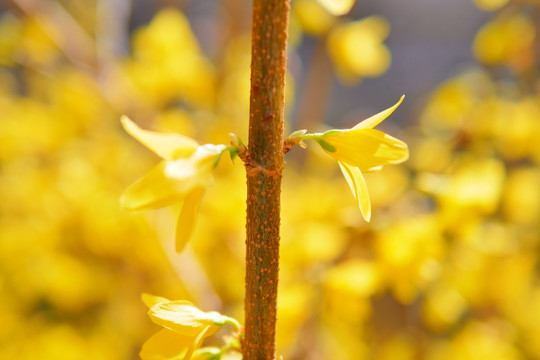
top-left (301, 96), bottom-right (408, 221)
top-left (140, 294), bottom-right (240, 360)
top-left (120, 116), bottom-right (227, 252)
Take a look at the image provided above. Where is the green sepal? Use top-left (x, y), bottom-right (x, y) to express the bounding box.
top-left (225, 336), bottom-right (241, 351)
top-left (229, 133), bottom-right (245, 147)
top-left (193, 347), bottom-right (222, 360)
top-left (287, 129), bottom-right (307, 138)
top-left (228, 146), bottom-right (239, 162)
top-left (224, 316), bottom-right (241, 330)
top-left (213, 148), bottom-right (226, 168)
top-left (209, 312), bottom-right (228, 326)
top-left (212, 314), bottom-right (241, 330)
top-left (316, 138), bottom-right (336, 152)
top-left (322, 129), bottom-right (343, 136)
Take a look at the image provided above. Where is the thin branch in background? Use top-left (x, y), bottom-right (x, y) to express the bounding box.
top-left (96, 0), bottom-right (132, 68)
top-left (9, 0), bottom-right (97, 71)
top-left (295, 37), bottom-right (334, 130)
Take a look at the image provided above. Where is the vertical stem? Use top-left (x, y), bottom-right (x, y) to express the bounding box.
top-left (296, 38), bottom-right (333, 130)
top-left (243, 0), bottom-right (290, 359)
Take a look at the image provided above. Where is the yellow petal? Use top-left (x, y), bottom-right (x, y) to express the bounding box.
top-left (148, 301), bottom-right (223, 337)
top-left (140, 328), bottom-right (193, 360)
top-left (473, 0), bottom-right (509, 10)
top-left (294, 0), bottom-right (336, 35)
top-left (338, 162), bottom-right (371, 221)
top-left (120, 161), bottom-right (201, 211)
top-left (121, 116), bottom-right (199, 160)
top-left (324, 128), bottom-right (409, 171)
top-left (316, 0), bottom-right (354, 16)
top-left (352, 95), bottom-right (404, 130)
top-left (167, 144), bottom-right (226, 180)
top-left (327, 17), bottom-right (391, 81)
top-left (142, 293), bottom-right (172, 309)
top-left (176, 187), bottom-right (205, 253)
top-left (183, 325), bottom-right (211, 360)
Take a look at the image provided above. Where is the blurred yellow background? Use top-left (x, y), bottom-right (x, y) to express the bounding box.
top-left (1, 0), bottom-right (539, 359)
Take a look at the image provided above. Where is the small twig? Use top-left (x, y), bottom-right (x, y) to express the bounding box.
top-left (9, 0), bottom-right (97, 71)
top-left (96, 0), bottom-right (131, 67)
top-left (295, 37), bottom-right (333, 130)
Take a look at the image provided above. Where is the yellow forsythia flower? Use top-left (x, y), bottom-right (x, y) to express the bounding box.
top-left (127, 9), bottom-right (215, 107)
top-left (293, 0), bottom-right (336, 36)
top-left (302, 96), bottom-right (408, 221)
top-left (140, 294), bottom-right (239, 360)
top-left (327, 16), bottom-right (391, 83)
top-left (473, 13), bottom-right (535, 71)
top-left (316, 0), bottom-right (355, 16)
top-left (120, 116), bottom-right (226, 252)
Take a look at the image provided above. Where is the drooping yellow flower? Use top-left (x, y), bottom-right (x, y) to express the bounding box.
top-left (120, 116), bottom-right (226, 252)
top-left (302, 96), bottom-right (408, 221)
top-left (140, 294), bottom-right (240, 360)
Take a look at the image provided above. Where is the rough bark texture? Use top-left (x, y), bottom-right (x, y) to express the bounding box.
top-left (243, 0), bottom-right (290, 359)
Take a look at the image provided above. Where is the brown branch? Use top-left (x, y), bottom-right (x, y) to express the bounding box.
top-left (243, 0), bottom-right (291, 359)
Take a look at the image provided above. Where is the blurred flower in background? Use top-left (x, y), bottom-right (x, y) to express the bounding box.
top-left (1, 0), bottom-right (539, 359)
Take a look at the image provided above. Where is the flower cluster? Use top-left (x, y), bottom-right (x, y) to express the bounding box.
top-left (7, 2), bottom-right (540, 360)
top-left (121, 97), bottom-right (408, 251)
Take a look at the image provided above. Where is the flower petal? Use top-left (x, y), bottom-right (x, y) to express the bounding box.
top-left (176, 187), bottom-right (205, 253)
top-left (183, 325), bottom-right (212, 360)
top-left (149, 301), bottom-right (223, 337)
top-left (352, 95), bottom-right (404, 130)
top-left (324, 128), bottom-right (409, 171)
top-left (316, 0), bottom-right (354, 16)
top-left (140, 328), bottom-right (193, 360)
top-left (121, 116), bottom-right (199, 160)
top-left (121, 162), bottom-right (185, 211)
top-left (191, 347), bottom-right (222, 360)
top-left (338, 162), bottom-right (371, 221)
top-left (120, 161), bottom-right (201, 211)
top-left (142, 293), bottom-right (172, 309)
